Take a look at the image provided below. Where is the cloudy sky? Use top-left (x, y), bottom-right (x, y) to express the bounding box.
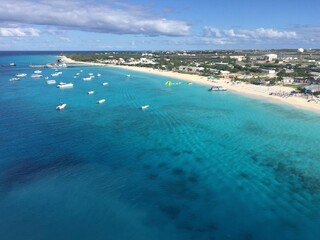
top-left (0, 0), bottom-right (319, 50)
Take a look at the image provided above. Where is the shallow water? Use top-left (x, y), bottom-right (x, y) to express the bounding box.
top-left (0, 52), bottom-right (320, 240)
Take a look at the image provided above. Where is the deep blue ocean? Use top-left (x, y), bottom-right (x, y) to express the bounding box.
top-left (1, 52), bottom-right (320, 240)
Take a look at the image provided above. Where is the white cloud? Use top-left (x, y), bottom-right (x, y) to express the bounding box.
top-left (0, 27), bottom-right (40, 37)
top-left (222, 28), bottom-right (296, 39)
top-left (59, 36), bottom-right (71, 42)
top-left (224, 29), bottom-right (249, 39)
top-left (0, 0), bottom-right (190, 36)
top-left (203, 26), bottom-right (221, 38)
top-left (200, 26), bottom-right (298, 47)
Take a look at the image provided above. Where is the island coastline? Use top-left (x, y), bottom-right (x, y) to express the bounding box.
top-left (61, 56), bottom-right (320, 114)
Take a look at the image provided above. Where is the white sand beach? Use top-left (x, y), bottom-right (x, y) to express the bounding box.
top-left (61, 56), bottom-right (320, 114)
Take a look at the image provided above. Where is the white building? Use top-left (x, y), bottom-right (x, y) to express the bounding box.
top-left (264, 54), bottom-right (278, 61)
top-left (219, 70), bottom-right (230, 76)
top-left (262, 69), bottom-right (276, 77)
top-left (282, 77), bottom-right (294, 84)
top-left (230, 56), bottom-right (246, 61)
top-left (178, 66), bottom-right (204, 72)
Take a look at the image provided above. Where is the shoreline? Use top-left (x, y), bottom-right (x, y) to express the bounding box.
top-left (61, 56), bottom-right (320, 114)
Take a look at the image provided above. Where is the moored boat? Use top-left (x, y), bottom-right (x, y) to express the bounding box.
top-left (140, 105), bottom-right (149, 110)
top-left (97, 99), bottom-right (106, 104)
top-left (47, 80), bottom-right (56, 84)
top-left (31, 74), bottom-right (43, 78)
top-left (15, 73), bottom-right (27, 77)
top-left (56, 103), bottom-right (67, 110)
top-left (57, 82), bottom-right (73, 88)
top-left (29, 64), bottom-right (47, 68)
top-left (9, 77), bottom-right (20, 81)
top-left (102, 82), bottom-right (108, 86)
top-left (209, 86), bottom-right (227, 91)
top-left (87, 91), bottom-right (95, 95)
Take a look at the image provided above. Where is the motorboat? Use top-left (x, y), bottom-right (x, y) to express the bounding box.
top-left (209, 86), bottom-right (227, 91)
top-left (126, 74), bottom-right (131, 77)
top-left (97, 99), bottom-right (106, 104)
top-left (47, 80), bottom-right (56, 84)
top-left (83, 77), bottom-right (92, 81)
top-left (34, 70), bottom-right (42, 74)
top-left (56, 103), bottom-right (67, 110)
top-left (9, 63), bottom-right (16, 66)
top-left (87, 91), bottom-right (95, 95)
top-left (31, 74), bottom-right (42, 78)
top-left (57, 82), bottom-right (73, 88)
top-left (9, 77), bottom-right (20, 81)
top-left (58, 63), bottom-right (67, 68)
top-left (15, 73), bottom-right (27, 77)
top-left (140, 105), bottom-right (149, 110)
top-left (97, 73), bottom-right (101, 77)
top-left (51, 72), bottom-right (60, 77)
top-left (102, 82), bottom-right (108, 86)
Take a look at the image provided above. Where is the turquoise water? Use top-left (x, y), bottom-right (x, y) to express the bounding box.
top-left (1, 52), bottom-right (320, 240)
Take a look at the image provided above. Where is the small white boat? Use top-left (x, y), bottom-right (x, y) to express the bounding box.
top-left (76, 73), bottom-right (80, 76)
top-left (58, 63), bottom-right (67, 68)
top-left (97, 99), bottom-right (106, 104)
top-left (102, 82), bottom-right (108, 86)
top-left (89, 73), bottom-right (94, 76)
top-left (126, 74), bottom-right (131, 77)
top-left (209, 86), bottom-right (227, 91)
top-left (83, 77), bottom-right (92, 81)
top-left (9, 77), bottom-right (20, 81)
top-left (87, 91), bottom-right (95, 95)
top-left (34, 70), bottom-right (42, 74)
top-left (56, 103), bottom-right (67, 110)
top-left (47, 80), bottom-right (56, 84)
top-left (97, 73), bottom-right (101, 77)
top-left (51, 72), bottom-right (60, 77)
top-left (80, 70), bottom-right (83, 72)
top-left (140, 105), bottom-right (149, 110)
top-left (57, 82), bottom-right (73, 88)
top-left (9, 63), bottom-right (16, 66)
top-left (31, 74), bottom-right (42, 78)
top-left (45, 76), bottom-right (49, 80)
top-left (16, 73), bottom-right (27, 77)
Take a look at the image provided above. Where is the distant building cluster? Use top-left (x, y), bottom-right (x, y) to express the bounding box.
top-left (71, 49), bottom-right (320, 92)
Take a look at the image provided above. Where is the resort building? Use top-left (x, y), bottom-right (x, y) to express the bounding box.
top-left (178, 66), bottom-right (204, 73)
top-left (282, 77), bottom-right (294, 84)
top-left (264, 54), bottom-right (278, 61)
top-left (230, 55), bottom-right (246, 61)
top-left (262, 69), bottom-right (276, 77)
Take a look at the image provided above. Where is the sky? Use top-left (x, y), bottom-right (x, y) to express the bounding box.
top-left (0, 0), bottom-right (319, 51)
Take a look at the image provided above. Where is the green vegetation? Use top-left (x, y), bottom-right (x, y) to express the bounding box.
top-left (65, 49), bottom-right (320, 87)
